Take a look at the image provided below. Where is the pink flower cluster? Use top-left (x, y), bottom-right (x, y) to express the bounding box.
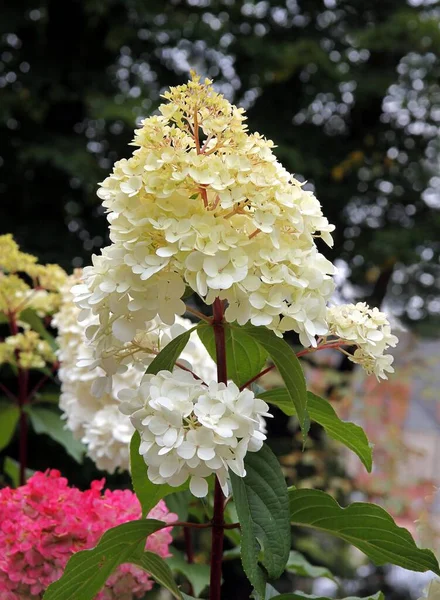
top-left (0, 470), bottom-right (177, 599)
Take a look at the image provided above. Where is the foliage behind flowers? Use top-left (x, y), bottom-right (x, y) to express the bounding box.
top-left (73, 73), bottom-right (336, 387)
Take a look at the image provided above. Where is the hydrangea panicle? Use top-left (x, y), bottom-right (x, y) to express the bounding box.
top-left (0, 470), bottom-right (176, 599)
top-left (73, 74), bottom-right (336, 382)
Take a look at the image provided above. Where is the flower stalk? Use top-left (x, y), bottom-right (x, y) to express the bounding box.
top-left (210, 297), bottom-right (227, 600)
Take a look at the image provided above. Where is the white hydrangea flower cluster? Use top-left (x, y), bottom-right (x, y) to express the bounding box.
top-left (326, 302), bottom-right (398, 379)
top-left (119, 370), bottom-right (271, 497)
top-left (73, 74), bottom-right (335, 381)
top-left (53, 273), bottom-right (216, 474)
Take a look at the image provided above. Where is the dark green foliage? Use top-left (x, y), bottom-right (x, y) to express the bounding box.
top-left (1, 1), bottom-right (439, 328)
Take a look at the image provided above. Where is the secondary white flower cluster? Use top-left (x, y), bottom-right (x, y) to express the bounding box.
top-left (53, 273), bottom-right (216, 473)
top-left (119, 370), bottom-right (270, 497)
top-left (326, 302), bottom-right (398, 379)
top-left (73, 74), bottom-right (335, 381)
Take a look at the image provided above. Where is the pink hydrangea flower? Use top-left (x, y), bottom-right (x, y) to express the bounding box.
top-left (0, 470), bottom-right (177, 599)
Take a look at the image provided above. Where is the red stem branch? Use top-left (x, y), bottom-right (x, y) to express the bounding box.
top-left (8, 310), bottom-right (29, 486)
top-left (240, 340), bottom-right (351, 390)
top-left (210, 298), bottom-right (227, 600)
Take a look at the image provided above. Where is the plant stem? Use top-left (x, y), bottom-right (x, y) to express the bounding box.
top-left (8, 310), bottom-right (29, 486)
top-left (18, 368), bottom-right (29, 486)
top-left (210, 298), bottom-right (227, 600)
top-left (184, 527), bottom-right (195, 596)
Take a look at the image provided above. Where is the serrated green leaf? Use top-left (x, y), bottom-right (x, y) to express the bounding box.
top-left (270, 593), bottom-right (384, 600)
top-left (26, 405), bottom-right (84, 463)
top-left (19, 308), bottom-right (58, 351)
top-left (131, 550), bottom-right (182, 599)
top-left (167, 548), bottom-right (210, 597)
top-left (243, 326), bottom-right (309, 435)
top-left (285, 551), bottom-right (335, 580)
top-left (0, 402), bottom-right (19, 451)
top-left (130, 430), bottom-right (188, 517)
top-left (289, 489), bottom-right (440, 575)
top-left (259, 389), bottom-right (372, 472)
top-left (146, 326), bottom-right (196, 376)
top-left (230, 444), bottom-right (290, 598)
top-left (197, 323), bottom-right (267, 387)
top-left (43, 519), bottom-right (181, 600)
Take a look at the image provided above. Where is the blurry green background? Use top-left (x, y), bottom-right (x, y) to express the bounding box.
top-left (1, 1), bottom-right (440, 598)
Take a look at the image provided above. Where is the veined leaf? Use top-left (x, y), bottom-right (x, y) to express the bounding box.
top-left (230, 444), bottom-right (290, 598)
top-left (197, 323), bottom-right (267, 387)
top-left (167, 548), bottom-right (210, 597)
top-left (43, 519), bottom-right (181, 600)
top-left (289, 489), bottom-right (440, 575)
top-left (146, 326), bottom-right (196, 376)
top-left (131, 550), bottom-right (182, 599)
top-left (285, 551), bottom-right (335, 580)
top-left (259, 389), bottom-right (372, 471)
top-left (0, 402), bottom-right (19, 451)
top-left (244, 326), bottom-right (309, 435)
top-left (26, 405), bottom-right (84, 463)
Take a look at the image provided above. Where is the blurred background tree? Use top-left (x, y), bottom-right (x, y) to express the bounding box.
top-left (1, 0), bottom-right (440, 328)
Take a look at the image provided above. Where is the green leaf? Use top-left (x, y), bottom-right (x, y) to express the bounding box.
top-left (43, 519), bottom-right (182, 600)
top-left (285, 551), bottom-right (335, 580)
top-left (289, 489), bottom-right (440, 575)
top-left (131, 550), bottom-right (182, 599)
top-left (20, 308), bottom-right (58, 351)
top-left (230, 444), bottom-right (290, 598)
top-left (3, 456), bottom-right (35, 487)
top-left (270, 593), bottom-right (384, 600)
top-left (165, 490), bottom-right (192, 521)
top-left (130, 430), bottom-right (188, 517)
top-left (26, 405), bottom-right (85, 463)
top-left (244, 326), bottom-right (309, 435)
top-left (167, 548), bottom-right (210, 597)
top-left (147, 326), bottom-right (196, 376)
top-left (259, 389), bottom-right (372, 472)
top-left (0, 402), bottom-right (19, 451)
top-left (182, 594), bottom-right (197, 600)
top-left (197, 323), bottom-right (267, 387)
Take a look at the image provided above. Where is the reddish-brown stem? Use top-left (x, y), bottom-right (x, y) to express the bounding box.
top-left (160, 520), bottom-right (240, 530)
top-left (7, 310), bottom-right (29, 485)
top-left (183, 527), bottom-right (195, 596)
top-left (239, 365), bottom-right (275, 391)
top-left (0, 382), bottom-right (17, 402)
top-left (18, 369), bottom-right (29, 486)
top-left (184, 527), bottom-right (195, 563)
top-left (239, 340), bottom-right (352, 390)
top-left (185, 305), bottom-right (212, 323)
top-left (210, 298), bottom-right (227, 600)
